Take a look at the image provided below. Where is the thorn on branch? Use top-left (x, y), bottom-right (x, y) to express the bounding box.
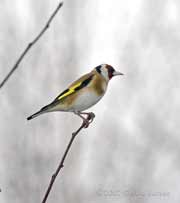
top-left (28, 43), bottom-right (32, 47)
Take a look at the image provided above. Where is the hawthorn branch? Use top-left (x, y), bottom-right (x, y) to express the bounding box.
top-left (0, 1), bottom-right (63, 89)
top-left (41, 113), bottom-right (95, 203)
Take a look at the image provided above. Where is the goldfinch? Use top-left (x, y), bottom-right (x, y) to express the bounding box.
top-left (27, 64), bottom-right (123, 125)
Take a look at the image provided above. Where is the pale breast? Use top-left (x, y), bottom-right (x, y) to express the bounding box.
top-left (69, 89), bottom-right (104, 112)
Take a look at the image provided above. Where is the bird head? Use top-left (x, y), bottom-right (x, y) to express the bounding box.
top-left (95, 64), bottom-right (124, 81)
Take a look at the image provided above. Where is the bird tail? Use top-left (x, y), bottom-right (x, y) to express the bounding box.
top-left (27, 104), bottom-right (50, 120)
top-left (27, 110), bottom-right (44, 120)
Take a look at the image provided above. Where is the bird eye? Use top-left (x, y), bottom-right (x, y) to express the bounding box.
top-left (107, 66), bottom-right (115, 79)
top-left (96, 65), bottom-right (101, 74)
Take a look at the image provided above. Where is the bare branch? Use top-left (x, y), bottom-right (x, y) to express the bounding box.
top-left (41, 113), bottom-right (95, 203)
top-left (0, 1), bottom-right (63, 89)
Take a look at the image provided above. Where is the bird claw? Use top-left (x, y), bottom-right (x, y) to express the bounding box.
top-left (83, 119), bottom-right (90, 128)
top-left (83, 112), bottom-right (95, 128)
top-left (87, 112), bottom-right (95, 121)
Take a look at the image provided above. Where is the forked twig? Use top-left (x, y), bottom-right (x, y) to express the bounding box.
top-left (41, 113), bottom-right (95, 203)
top-left (0, 1), bottom-right (63, 89)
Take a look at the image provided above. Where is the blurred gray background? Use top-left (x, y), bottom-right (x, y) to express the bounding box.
top-left (0, 0), bottom-right (180, 202)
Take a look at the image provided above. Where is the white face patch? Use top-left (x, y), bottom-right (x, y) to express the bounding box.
top-left (100, 64), bottom-right (109, 81)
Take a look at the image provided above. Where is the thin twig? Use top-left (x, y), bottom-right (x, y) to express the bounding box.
top-left (41, 113), bottom-right (95, 203)
top-left (0, 1), bottom-right (63, 89)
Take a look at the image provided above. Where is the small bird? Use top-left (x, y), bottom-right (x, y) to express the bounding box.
top-left (27, 64), bottom-right (123, 126)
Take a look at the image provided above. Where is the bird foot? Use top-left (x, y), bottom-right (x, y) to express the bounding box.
top-left (82, 112), bottom-right (95, 128)
top-left (74, 111), bottom-right (95, 128)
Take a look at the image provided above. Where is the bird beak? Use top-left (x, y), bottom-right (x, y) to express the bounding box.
top-left (113, 71), bottom-right (124, 76)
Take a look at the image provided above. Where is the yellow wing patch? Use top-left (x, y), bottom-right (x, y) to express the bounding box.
top-left (55, 73), bottom-right (94, 102)
top-left (58, 82), bottom-right (81, 100)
